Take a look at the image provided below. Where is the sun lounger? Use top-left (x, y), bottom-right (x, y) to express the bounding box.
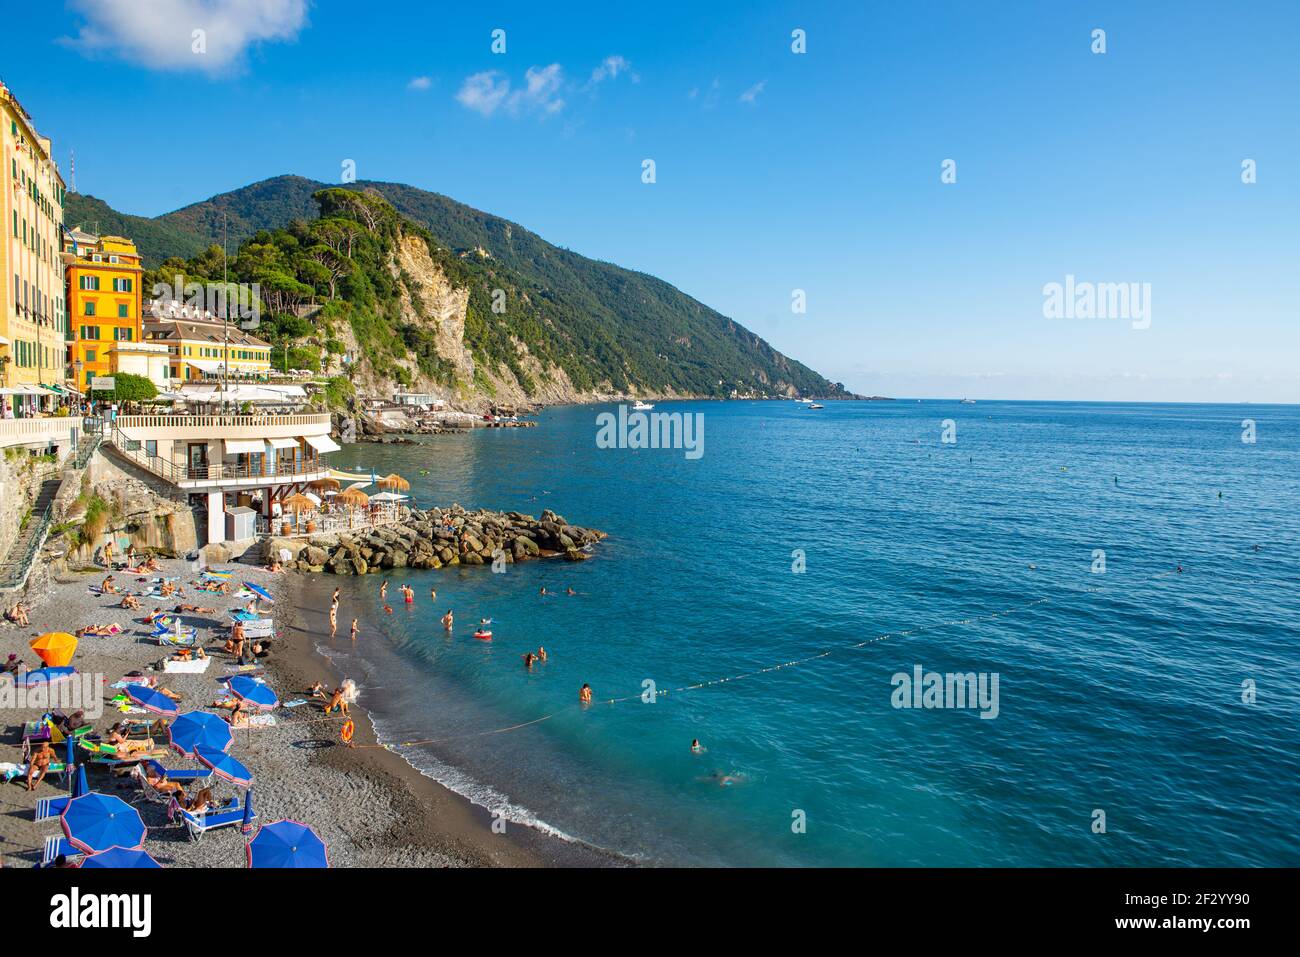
top-left (132, 762), bottom-right (212, 802)
top-left (41, 835), bottom-right (81, 867)
top-left (34, 795), bottom-right (71, 822)
top-left (173, 797), bottom-right (253, 842)
top-left (163, 656), bottom-right (213, 674)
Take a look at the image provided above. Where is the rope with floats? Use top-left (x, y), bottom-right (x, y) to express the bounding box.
top-left (349, 592), bottom-right (1056, 751)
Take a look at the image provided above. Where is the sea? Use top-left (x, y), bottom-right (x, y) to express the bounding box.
top-left (305, 400), bottom-right (1300, 867)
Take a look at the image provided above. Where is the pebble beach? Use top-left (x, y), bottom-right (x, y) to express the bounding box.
top-left (0, 556), bottom-right (613, 868)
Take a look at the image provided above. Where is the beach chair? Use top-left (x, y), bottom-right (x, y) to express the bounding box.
top-left (131, 762), bottom-right (212, 803)
top-left (41, 835), bottom-right (81, 867)
top-left (34, 795), bottom-right (71, 822)
top-left (173, 797), bottom-right (253, 842)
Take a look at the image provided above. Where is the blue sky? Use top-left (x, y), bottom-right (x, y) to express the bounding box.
top-left (3, 1), bottom-right (1296, 401)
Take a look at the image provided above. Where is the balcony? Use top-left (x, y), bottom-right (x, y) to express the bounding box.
top-left (0, 416), bottom-right (84, 451)
top-left (114, 412), bottom-right (333, 441)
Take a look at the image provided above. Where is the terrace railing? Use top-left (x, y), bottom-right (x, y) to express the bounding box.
top-left (106, 422), bottom-right (328, 486)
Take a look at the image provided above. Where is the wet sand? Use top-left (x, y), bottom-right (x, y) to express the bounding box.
top-left (0, 557), bottom-right (618, 867)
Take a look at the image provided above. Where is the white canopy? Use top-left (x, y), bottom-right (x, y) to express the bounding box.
top-left (266, 436), bottom-right (299, 449)
top-left (224, 438), bottom-right (266, 455)
top-left (304, 434), bottom-right (341, 453)
top-left (369, 492), bottom-right (409, 502)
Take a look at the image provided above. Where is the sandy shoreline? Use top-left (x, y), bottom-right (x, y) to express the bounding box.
top-left (0, 556), bottom-right (620, 868)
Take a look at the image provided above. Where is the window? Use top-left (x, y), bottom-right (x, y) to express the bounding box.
top-left (113, 277), bottom-right (132, 292)
top-left (114, 327), bottom-right (133, 341)
top-left (79, 325), bottom-right (100, 340)
top-left (118, 304), bottom-right (129, 319)
top-left (145, 441), bottom-right (157, 457)
top-left (79, 275), bottom-right (100, 291)
top-left (85, 349), bottom-right (96, 362)
top-left (84, 301), bottom-right (96, 316)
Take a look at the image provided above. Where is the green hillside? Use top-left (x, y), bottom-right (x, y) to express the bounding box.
top-left (66, 176), bottom-right (849, 399)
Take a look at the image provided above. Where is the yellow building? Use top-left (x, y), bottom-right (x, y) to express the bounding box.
top-left (144, 306), bottom-right (273, 381)
top-left (0, 82), bottom-right (68, 412)
top-left (63, 229), bottom-right (147, 391)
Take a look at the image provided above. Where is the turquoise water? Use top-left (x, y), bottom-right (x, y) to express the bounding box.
top-left (310, 401), bottom-right (1300, 866)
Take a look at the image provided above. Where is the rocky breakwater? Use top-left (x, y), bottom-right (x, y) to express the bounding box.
top-left (264, 506), bottom-right (605, 575)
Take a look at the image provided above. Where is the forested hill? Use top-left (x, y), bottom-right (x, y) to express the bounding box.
top-left (65, 175), bottom-right (850, 401)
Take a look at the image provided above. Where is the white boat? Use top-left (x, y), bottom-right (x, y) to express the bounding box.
top-left (809, 403), bottom-right (825, 409)
top-left (960, 398), bottom-right (976, 404)
top-left (797, 398), bottom-right (814, 404)
top-left (632, 400), bottom-right (655, 411)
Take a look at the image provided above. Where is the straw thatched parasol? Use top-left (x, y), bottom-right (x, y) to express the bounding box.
top-left (308, 477), bottom-right (340, 492)
top-left (376, 473), bottom-right (410, 491)
top-left (336, 487), bottom-right (369, 528)
top-left (282, 493), bottom-right (316, 533)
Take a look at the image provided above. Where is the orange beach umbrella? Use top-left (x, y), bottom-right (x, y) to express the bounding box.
top-left (31, 632), bottom-right (78, 668)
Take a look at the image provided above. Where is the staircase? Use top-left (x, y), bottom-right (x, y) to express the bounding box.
top-left (0, 477), bottom-right (63, 592)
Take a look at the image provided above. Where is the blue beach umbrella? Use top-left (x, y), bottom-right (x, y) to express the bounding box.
top-left (61, 792), bottom-right (146, 853)
top-left (196, 746), bottom-right (253, 789)
top-left (126, 684), bottom-right (180, 717)
top-left (240, 789), bottom-right (255, 834)
top-left (226, 675), bottom-right (278, 711)
top-left (23, 666), bottom-right (76, 688)
top-left (243, 582), bottom-right (274, 603)
top-left (247, 819), bottom-right (328, 868)
top-left (79, 846), bottom-right (162, 869)
top-left (72, 765), bottom-right (88, 799)
top-left (168, 711), bottom-right (232, 758)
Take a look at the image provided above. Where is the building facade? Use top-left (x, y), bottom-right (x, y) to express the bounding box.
top-left (0, 82), bottom-right (67, 412)
top-left (63, 229), bottom-right (156, 390)
top-left (144, 303), bottom-right (273, 381)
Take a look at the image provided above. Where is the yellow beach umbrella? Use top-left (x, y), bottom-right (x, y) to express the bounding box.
top-left (31, 632), bottom-right (78, 668)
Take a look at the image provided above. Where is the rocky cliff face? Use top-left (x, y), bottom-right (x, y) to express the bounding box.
top-left (370, 231), bottom-right (656, 409)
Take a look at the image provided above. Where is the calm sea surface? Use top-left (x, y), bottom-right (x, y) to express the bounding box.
top-left (307, 400), bottom-right (1300, 866)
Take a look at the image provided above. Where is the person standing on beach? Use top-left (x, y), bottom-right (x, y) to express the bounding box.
top-left (331, 587), bottom-right (341, 606)
top-left (103, 539), bottom-right (114, 568)
top-left (350, 618), bottom-right (359, 641)
top-left (329, 604), bottom-right (338, 637)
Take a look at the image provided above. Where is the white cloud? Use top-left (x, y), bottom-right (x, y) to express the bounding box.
top-left (587, 55), bottom-right (638, 87)
top-left (456, 71), bottom-right (511, 116)
top-left (407, 75), bottom-right (432, 91)
top-left (64, 0), bottom-right (307, 74)
top-left (455, 64), bottom-right (565, 118)
top-left (739, 81), bottom-right (766, 104)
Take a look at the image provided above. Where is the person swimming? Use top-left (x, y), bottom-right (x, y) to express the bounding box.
top-left (523, 652), bottom-right (536, 668)
top-left (690, 739), bottom-right (705, 754)
top-left (380, 581), bottom-right (388, 600)
top-left (579, 683), bottom-right (592, 704)
top-left (566, 587), bottom-right (576, 596)
top-left (442, 610), bottom-right (454, 630)
top-left (536, 646), bottom-right (547, 662)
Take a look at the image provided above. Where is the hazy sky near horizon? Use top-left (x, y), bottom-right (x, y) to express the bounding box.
top-left (2, 1), bottom-right (1296, 402)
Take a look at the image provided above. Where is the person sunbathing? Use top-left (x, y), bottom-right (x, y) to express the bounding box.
top-left (5, 603), bottom-right (31, 626)
top-left (268, 560), bottom-right (282, 573)
top-left (307, 681), bottom-right (328, 699)
top-left (3, 653), bottom-right (22, 675)
top-left (26, 742), bottom-right (54, 791)
top-left (184, 787), bottom-right (215, 813)
top-left (106, 725), bottom-right (154, 759)
top-left (119, 594), bottom-right (141, 610)
top-left (76, 624), bottom-right (122, 637)
top-left (174, 603), bottom-right (215, 614)
top-left (159, 581), bottom-right (176, 598)
top-left (143, 607), bottom-right (164, 624)
top-left (101, 576), bottom-right (120, 594)
top-left (144, 766), bottom-right (185, 797)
